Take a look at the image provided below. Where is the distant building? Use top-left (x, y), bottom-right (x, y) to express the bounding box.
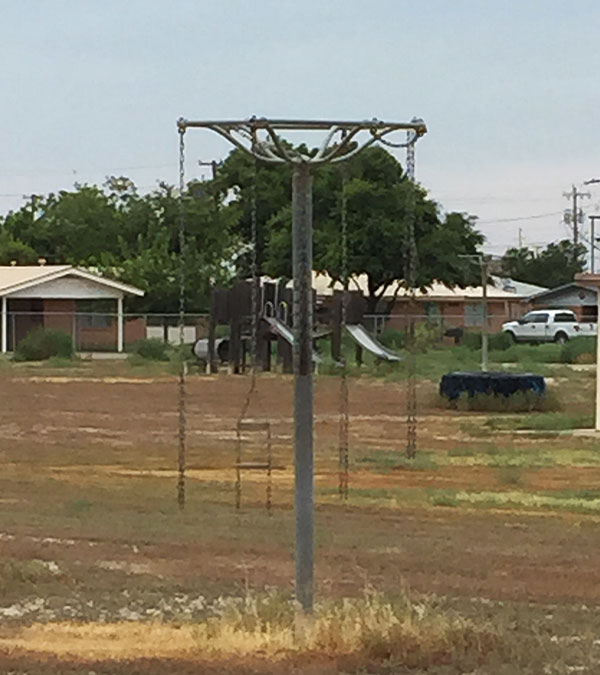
top-left (293, 271), bottom-right (546, 333)
top-left (0, 265), bottom-right (145, 353)
top-left (527, 282), bottom-right (598, 322)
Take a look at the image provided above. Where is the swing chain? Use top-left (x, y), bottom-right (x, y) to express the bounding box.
top-left (177, 127), bottom-right (187, 509)
top-left (236, 157), bottom-right (261, 509)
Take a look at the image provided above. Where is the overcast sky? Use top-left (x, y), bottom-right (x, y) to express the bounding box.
top-left (2, 0), bottom-right (600, 256)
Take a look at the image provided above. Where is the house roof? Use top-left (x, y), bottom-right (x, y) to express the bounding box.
top-left (0, 265), bottom-right (144, 297)
top-left (525, 281), bottom-right (597, 302)
top-left (283, 271), bottom-right (534, 301)
top-left (491, 276), bottom-right (548, 297)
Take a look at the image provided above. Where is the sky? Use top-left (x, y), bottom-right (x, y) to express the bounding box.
top-left (2, 0), bottom-right (600, 258)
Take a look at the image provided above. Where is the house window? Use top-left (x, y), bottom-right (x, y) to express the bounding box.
top-left (464, 303), bottom-right (483, 327)
top-left (76, 300), bottom-right (115, 328)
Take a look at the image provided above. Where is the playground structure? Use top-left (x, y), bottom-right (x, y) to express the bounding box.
top-left (192, 279), bottom-right (402, 372)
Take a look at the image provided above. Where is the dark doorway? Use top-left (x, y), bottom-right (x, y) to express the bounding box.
top-left (8, 299), bottom-right (44, 350)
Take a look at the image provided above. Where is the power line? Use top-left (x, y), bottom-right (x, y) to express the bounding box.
top-left (0, 163), bottom-right (175, 177)
top-left (477, 211), bottom-right (562, 224)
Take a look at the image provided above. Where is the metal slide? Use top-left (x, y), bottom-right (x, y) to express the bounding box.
top-left (345, 324), bottom-right (402, 362)
top-left (264, 317), bottom-right (322, 363)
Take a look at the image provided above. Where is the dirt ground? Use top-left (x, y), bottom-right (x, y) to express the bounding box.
top-left (2, 367), bottom-right (600, 672)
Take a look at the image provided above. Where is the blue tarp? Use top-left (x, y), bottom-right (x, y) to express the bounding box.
top-left (439, 371), bottom-right (546, 401)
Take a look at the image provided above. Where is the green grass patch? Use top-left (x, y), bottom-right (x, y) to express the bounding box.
top-left (444, 389), bottom-right (559, 413)
top-left (453, 489), bottom-right (600, 513)
top-left (485, 412), bottom-right (593, 432)
top-left (447, 446), bottom-right (476, 457)
top-left (356, 449), bottom-right (438, 472)
top-left (489, 343), bottom-right (563, 364)
top-left (429, 491), bottom-right (460, 507)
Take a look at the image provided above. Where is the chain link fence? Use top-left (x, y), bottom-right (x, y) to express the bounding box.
top-left (3, 312), bottom-right (210, 353)
top-left (2, 309), bottom-right (517, 354)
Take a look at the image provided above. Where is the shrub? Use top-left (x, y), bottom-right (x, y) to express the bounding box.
top-left (378, 328), bottom-right (406, 350)
top-left (14, 328), bottom-right (74, 361)
top-left (561, 336), bottom-right (596, 364)
top-left (130, 337), bottom-right (170, 361)
top-left (462, 331), bottom-right (482, 350)
top-left (413, 322), bottom-right (443, 351)
top-left (462, 331), bottom-right (512, 352)
top-left (489, 331), bottom-right (513, 351)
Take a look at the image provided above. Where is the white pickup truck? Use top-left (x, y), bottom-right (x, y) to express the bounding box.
top-left (502, 309), bottom-right (597, 344)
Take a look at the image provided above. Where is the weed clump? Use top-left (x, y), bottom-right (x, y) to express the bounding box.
top-left (192, 588), bottom-right (498, 668)
top-left (129, 337), bottom-right (170, 361)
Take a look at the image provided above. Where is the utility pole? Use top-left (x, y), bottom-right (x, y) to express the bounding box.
top-left (518, 227), bottom-right (523, 248)
top-left (459, 254), bottom-right (489, 371)
top-left (198, 160), bottom-right (218, 180)
top-left (481, 257), bottom-right (489, 371)
top-left (590, 215), bottom-right (600, 274)
top-left (563, 185), bottom-right (590, 252)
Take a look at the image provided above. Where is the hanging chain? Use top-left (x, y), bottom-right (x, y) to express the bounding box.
top-left (338, 167), bottom-right (350, 499)
top-left (266, 425), bottom-right (273, 515)
top-left (236, 157), bottom-right (260, 510)
top-left (177, 128), bottom-right (187, 509)
top-left (405, 137), bottom-right (418, 459)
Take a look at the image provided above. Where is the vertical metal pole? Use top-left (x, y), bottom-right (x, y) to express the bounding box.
top-left (572, 186), bottom-right (578, 249)
top-left (117, 296), bottom-right (124, 353)
top-left (596, 282), bottom-right (600, 432)
top-left (292, 162), bottom-right (314, 614)
top-left (481, 258), bottom-right (488, 371)
top-left (1, 296), bottom-right (7, 354)
top-left (592, 218), bottom-right (596, 274)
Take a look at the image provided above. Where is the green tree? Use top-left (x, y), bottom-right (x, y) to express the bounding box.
top-left (3, 187), bottom-right (121, 264)
top-left (108, 182), bottom-right (238, 313)
top-left (500, 240), bottom-right (587, 288)
top-left (213, 150), bottom-right (291, 276)
top-left (2, 179), bottom-right (237, 313)
top-left (233, 146), bottom-right (483, 312)
top-left (0, 230), bottom-right (39, 264)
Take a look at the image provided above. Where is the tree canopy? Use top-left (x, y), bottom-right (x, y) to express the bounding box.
top-left (0, 146), bottom-right (485, 313)
top-left (499, 240), bottom-right (587, 288)
top-left (0, 179), bottom-right (238, 312)
top-left (216, 146), bottom-right (483, 311)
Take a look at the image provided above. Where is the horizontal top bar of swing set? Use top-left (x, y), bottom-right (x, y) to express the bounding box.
top-left (177, 118), bottom-right (427, 134)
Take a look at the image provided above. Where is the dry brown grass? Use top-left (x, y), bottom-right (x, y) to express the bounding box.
top-left (2, 365), bottom-right (600, 672)
top-left (0, 591), bottom-right (497, 670)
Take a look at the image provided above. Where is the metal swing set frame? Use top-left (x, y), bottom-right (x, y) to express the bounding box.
top-left (176, 116), bottom-right (427, 614)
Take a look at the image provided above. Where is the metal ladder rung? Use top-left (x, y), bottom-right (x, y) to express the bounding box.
top-left (236, 461), bottom-right (271, 470)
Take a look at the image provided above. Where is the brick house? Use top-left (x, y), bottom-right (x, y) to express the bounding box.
top-left (307, 271), bottom-right (545, 333)
top-left (0, 265), bottom-right (145, 353)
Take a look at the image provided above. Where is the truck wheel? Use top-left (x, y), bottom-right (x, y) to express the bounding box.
top-left (554, 332), bottom-right (568, 345)
top-left (506, 331), bottom-right (517, 343)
